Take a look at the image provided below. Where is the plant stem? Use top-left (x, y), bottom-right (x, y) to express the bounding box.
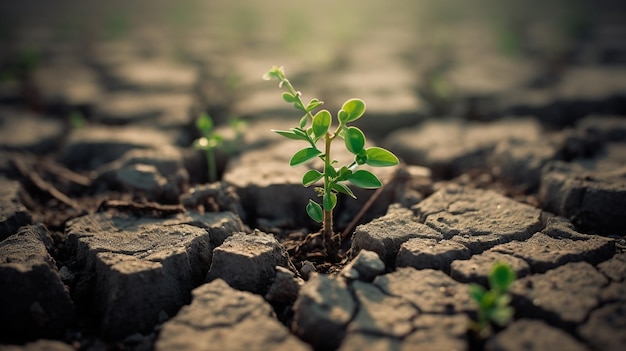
top-left (281, 78), bottom-right (316, 120)
top-left (322, 132), bottom-right (337, 257)
top-left (206, 148), bottom-right (217, 183)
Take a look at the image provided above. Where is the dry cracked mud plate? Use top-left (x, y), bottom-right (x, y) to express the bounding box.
top-left (2, 1), bottom-right (626, 350)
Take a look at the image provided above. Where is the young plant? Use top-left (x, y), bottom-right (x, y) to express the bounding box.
top-left (469, 262), bottom-right (516, 338)
top-left (193, 113), bottom-right (224, 183)
top-left (263, 66), bottom-right (399, 257)
top-left (69, 110), bottom-right (87, 129)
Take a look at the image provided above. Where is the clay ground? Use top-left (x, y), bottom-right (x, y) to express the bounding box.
top-left (1, 0), bottom-right (626, 350)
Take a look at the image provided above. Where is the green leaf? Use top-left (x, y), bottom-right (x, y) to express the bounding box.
top-left (331, 182), bottom-right (356, 199)
top-left (306, 98), bottom-right (323, 112)
top-left (299, 115), bottom-right (308, 128)
top-left (323, 191), bottom-right (337, 211)
top-left (345, 126), bottom-right (366, 154)
top-left (208, 135), bottom-right (223, 148)
top-left (365, 147), bottom-right (399, 167)
top-left (272, 129), bottom-right (309, 141)
top-left (282, 92), bottom-right (296, 103)
top-left (338, 110), bottom-right (349, 124)
top-left (263, 66), bottom-right (285, 81)
top-left (294, 100), bottom-right (305, 111)
top-left (495, 294), bottom-right (512, 308)
top-left (489, 263), bottom-right (516, 293)
top-left (336, 166), bottom-right (352, 181)
top-left (312, 110), bottom-right (331, 140)
top-left (306, 200), bottom-right (323, 223)
top-left (341, 98), bottom-right (366, 122)
top-left (193, 137), bottom-right (210, 151)
top-left (196, 114), bottom-right (213, 135)
top-left (468, 284), bottom-right (486, 303)
top-left (325, 163), bottom-right (338, 178)
top-left (479, 291), bottom-right (498, 310)
top-left (290, 147), bottom-right (322, 166)
top-left (347, 170), bottom-right (382, 189)
top-left (489, 306), bottom-right (513, 326)
top-left (302, 169), bottom-right (323, 187)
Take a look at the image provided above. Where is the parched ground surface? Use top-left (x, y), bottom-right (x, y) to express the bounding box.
top-left (1, 1), bottom-right (626, 350)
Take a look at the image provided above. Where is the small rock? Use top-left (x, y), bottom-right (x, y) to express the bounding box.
top-left (539, 159), bottom-right (626, 235)
top-left (57, 266), bottom-right (75, 283)
top-left (405, 314), bottom-right (469, 351)
top-left (0, 177), bottom-right (32, 241)
top-left (116, 164), bottom-right (167, 196)
top-left (600, 281), bottom-right (626, 303)
top-left (384, 117), bottom-right (542, 178)
top-left (396, 238), bottom-right (471, 273)
top-left (578, 302), bottom-right (626, 351)
top-left (486, 319), bottom-right (587, 351)
top-left (0, 225), bottom-right (75, 342)
top-left (374, 267), bottom-right (473, 314)
top-left (413, 185), bottom-right (543, 253)
top-left (489, 138), bottom-right (559, 192)
top-left (541, 215), bottom-right (586, 239)
top-left (510, 261), bottom-right (608, 329)
top-left (351, 206), bottom-right (443, 266)
top-left (206, 230), bottom-right (291, 295)
top-left (155, 279), bottom-right (311, 351)
top-left (61, 125), bottom-right (178, 170)
top-left (490, 232), bottom-right (614, 273)
top-left (341, 249), bottom-right (385, 281)
top-left (450, 251), bottom-right (530, 286)
top-left (300, 260), bottom-right (317, 280)
top-left (0, 109), bottom-right (64, 154)
top-left (96, 146), bottom-right (190, 203)
top-left (264, 266), bottom-right (303, 305)
top-left (180, 182), bottom-right (244, 218)
top-left (67, 211), bottom-right (244, 339)
top-left (340, 313), bottom-right (469, 351)
top-left (293, 273), bottom-right (356, 351)
top-left (597, 253), bottom-right (626, 282)
top-left (347, 281), bottom-right (418, 338)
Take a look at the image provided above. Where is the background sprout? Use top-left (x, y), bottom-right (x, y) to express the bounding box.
top-left (469, 262), bottom-right (516, 338)
top-left (193, 113), bottom-right (223, 183)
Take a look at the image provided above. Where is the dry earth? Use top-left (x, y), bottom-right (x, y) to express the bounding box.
top-left (1, 1), bottom-right (625, 350)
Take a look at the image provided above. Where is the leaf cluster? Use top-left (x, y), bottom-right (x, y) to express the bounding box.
top-left (193, 113), bottom-right (224, 151)
top-left (468, 262), bottom-right (516, 338)
top-left (264, 66), bottom-right (399, 223)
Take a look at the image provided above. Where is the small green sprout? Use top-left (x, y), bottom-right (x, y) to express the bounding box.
top-left (193, 113), bottom-right (224, 183)
top-left (469, 262), bottom-right (516, 338)
top-left (69, 111), bottom-right (86, 129)
top-left (264, 66), bottom-right (399, 257)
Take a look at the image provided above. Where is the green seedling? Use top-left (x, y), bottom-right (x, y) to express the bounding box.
top-left (469, 262), bottom-right (516, 338)
top-left (193, 113), bottom-right (224, 183)
top-left (263, 66), bottom-right (399, 257)
top-left (69, 111), bottom-right (87, 129)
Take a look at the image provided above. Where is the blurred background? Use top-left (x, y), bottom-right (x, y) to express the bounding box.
top-left (1, 0), bottom-right (625, 133)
